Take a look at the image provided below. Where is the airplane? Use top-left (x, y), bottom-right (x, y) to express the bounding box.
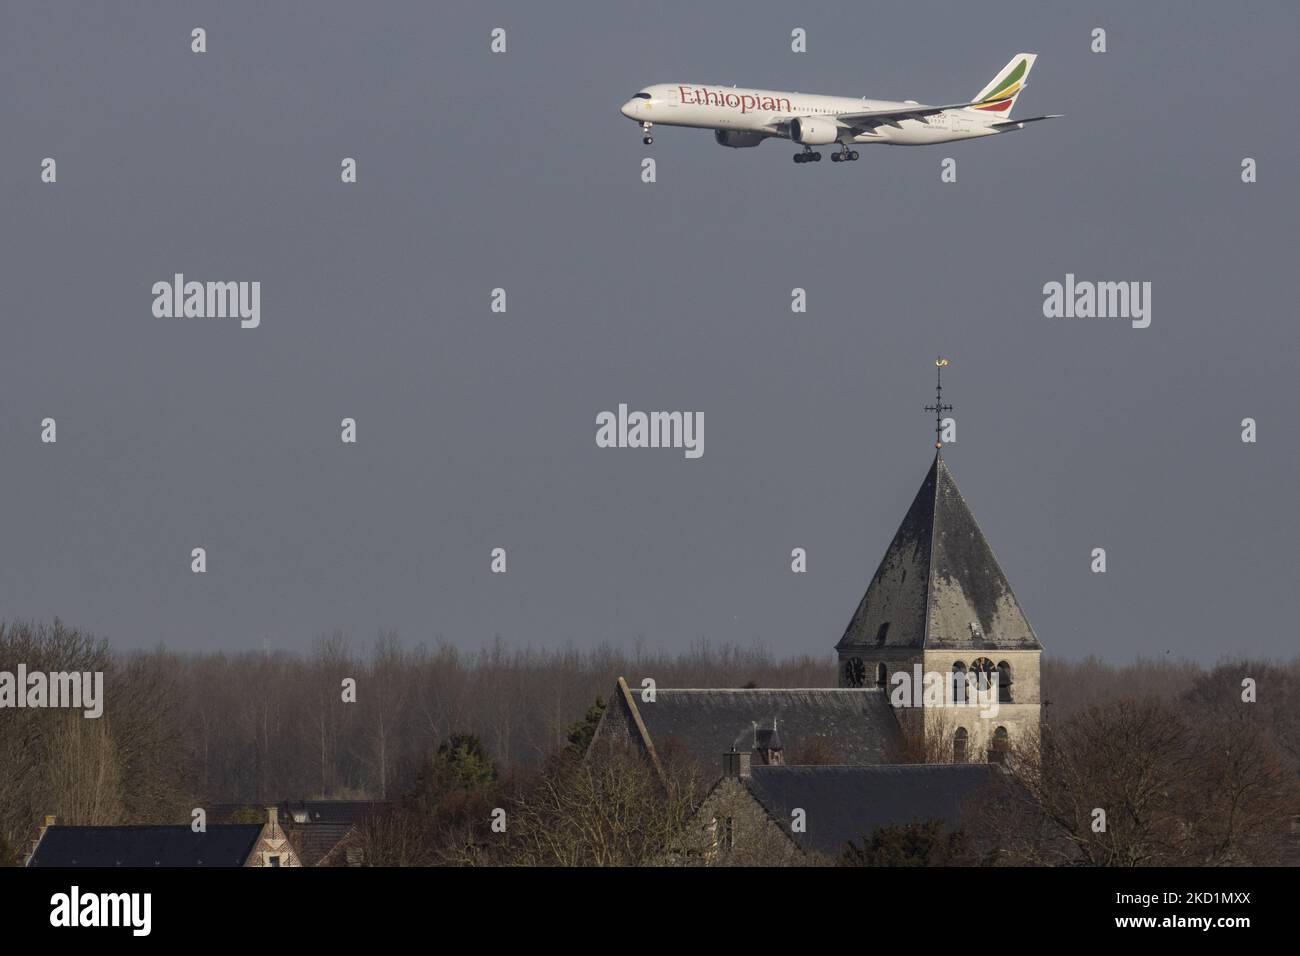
top-left (620, 54), bottom-right (1061, 164)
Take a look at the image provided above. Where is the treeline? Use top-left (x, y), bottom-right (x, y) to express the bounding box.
top-left (0, 619), bottom-right (831, 855)
top-left (1, 618), bottom-right (1297, 866)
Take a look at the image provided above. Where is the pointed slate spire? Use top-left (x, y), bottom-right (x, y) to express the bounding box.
top-left (836, 452), bottom-right (1041, 652)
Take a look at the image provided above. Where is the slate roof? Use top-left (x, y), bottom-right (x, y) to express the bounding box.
top-left (280, 800), bottom-right (384, 825)
top-left (286, 823), bottom-right (357, 867)
top-left (836, 453), bottom-right (1041, 653)
top-left (744, 763), bottom-right (1000, 857)
top-left (209, 800), bottom-right (385, 826)
top-left (27, 825), bottom-right (262, 867)
top-left (622, 685), bottom-right (902, 769)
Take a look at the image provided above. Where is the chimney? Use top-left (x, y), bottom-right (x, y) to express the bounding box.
top-left (754, 718), bottom-right (785, 766)
top-left (266, 806), bottom-right (279, 829)
top-left (722, 749), bottom-right (751, 779)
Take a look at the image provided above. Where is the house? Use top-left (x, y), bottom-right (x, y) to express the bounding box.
top-left (26, 807), bottom-right (300, 867)
top-left (687, 751), bottom-right (1003, 864)
top-left (278, 801), bottom-right (381, 867)
top-left (209, 799), bottom-right (385, 866)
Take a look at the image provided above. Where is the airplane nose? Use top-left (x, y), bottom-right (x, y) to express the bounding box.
top-left (620, 99), bottom-right (637, 119)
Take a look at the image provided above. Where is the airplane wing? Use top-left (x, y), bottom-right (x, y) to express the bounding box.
top-left (762, 101), bottom-right (1058, 137)
top-left (762, 101), bottom-right (973, 137)
top-left (832, 102), bottom-right (977, 130)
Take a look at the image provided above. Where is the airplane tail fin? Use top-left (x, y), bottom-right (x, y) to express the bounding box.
top-left (970, 53), bottom-right (1036, 117)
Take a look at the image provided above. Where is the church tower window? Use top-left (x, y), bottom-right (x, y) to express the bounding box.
top-left (951, 662), bottom-right (967, 703)
top-left (989, 726), bottom-right (1009, 764)
top-left (997, 661), bottom-right (1013, 703)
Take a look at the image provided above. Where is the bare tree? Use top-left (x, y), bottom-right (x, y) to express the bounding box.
top-left (42, 713), bottom-right (124, 826)
top-left (494, 749), bottom-right (699, 866)
top-left (984, 694), bottom-right (1300, 866)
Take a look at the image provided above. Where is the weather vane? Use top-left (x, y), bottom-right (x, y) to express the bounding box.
top-left (923, 357), bottom-right (952, 450)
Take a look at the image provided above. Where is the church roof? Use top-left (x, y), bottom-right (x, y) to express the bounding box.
top-left (744, 764), bottom-right (1000, 858)
top-left (605, 680), bottom-right (902, 771)
top-left (836, 453), bottom-right (1041, 653)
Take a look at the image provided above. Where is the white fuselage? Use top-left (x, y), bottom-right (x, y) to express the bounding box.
top-left (621, 83), bottom-right (1002, 146)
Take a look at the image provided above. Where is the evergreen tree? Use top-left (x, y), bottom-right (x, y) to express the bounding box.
top-left (565, 697), bottom-right (606, 756)
top-left (410, 732), bottom-right (497, 811)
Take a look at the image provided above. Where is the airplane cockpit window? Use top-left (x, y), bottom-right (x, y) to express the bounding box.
top-left (632, 92), bottom-right (652, 100)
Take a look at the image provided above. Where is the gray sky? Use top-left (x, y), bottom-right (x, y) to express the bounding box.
top-left (2, 1), bottom-right (1296, 663)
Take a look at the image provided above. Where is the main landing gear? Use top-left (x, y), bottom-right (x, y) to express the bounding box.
top-left (641, 122), bottom-right (653, 146)
top-left (794, 145), bottom-right (859, 164)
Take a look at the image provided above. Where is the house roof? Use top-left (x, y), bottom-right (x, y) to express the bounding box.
top-left (836, 453), bottom-right (1041, 653)
top-left (286, 822), bottom-right (357, 867)
top-left (615, 682), bottom-right (903, 770)
top-left (27, 825), bottom-right (263, 867)
top-left (279, 801), bottom-right (384, 825)
top-left (209, 800), bottom-right (385, 826)
top-left (743, 763), bottom-right (1000, 857)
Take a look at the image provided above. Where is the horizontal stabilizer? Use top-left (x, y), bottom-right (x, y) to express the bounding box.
top-left (990, 113), bottom-right (1063, 129)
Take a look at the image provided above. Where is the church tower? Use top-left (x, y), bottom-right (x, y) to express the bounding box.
top-left (835, 362), bottom-right (1042, 764)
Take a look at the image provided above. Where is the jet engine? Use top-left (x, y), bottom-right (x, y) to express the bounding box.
top-left (714, 129), bottom-right (768, 148)
top-left (790, 117), bottom-right (840, 145)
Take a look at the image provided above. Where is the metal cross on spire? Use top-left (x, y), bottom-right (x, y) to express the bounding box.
top-left (923, 357), bottom-right (952, 450)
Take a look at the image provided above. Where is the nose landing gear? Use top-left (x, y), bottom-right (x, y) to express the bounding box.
top-left (641, 122), bottom-right (653, 146)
